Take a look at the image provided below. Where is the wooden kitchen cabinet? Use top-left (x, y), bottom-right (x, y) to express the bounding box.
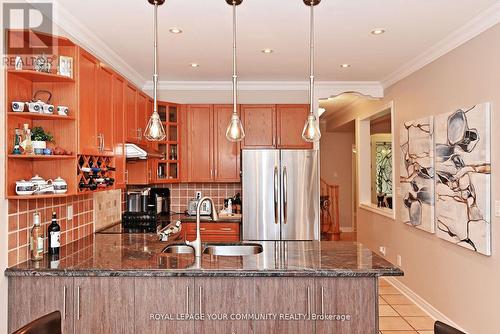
top-left (241, 104), bottom-right (276, 148)
top-left (214, 105), bottom-right (241, 182)
top-left (183, 222), bottom-right (240, 242)
top-left (113, 74), bottom-right (126, 188)
top-left (254, 277), bottom-right (315, 334)
top-left (73, 277), bottom-right (135, 334)
top-left (137, 92), bottom-right (148, 145)
top-left (135, 278), bottom-right (195, 334)
top-left (96, 64), bottom-right (114, 153)
top-left (78, 48), bottom-right (99, 155)
top-left (8, 277), bottom-right (74, 334)
top-left (126, 159), bottom-right (156, 185)
top-left (186, 105), bottom-right (214, 182)
top-left (125, 83), bottom-right (138, 142)
top-left (277, 104), bottom-right (312, 149)
top-left (194, 278), bottom-right (254, 334)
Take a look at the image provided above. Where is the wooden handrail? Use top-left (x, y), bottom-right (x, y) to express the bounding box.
top-left (320, 179), bottom-right (341, 240)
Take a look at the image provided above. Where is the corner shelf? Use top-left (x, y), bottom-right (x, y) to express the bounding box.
top-left (7, 112), bottom-right (76, 121)
top-left (8, 70), bottom-right (74, 83)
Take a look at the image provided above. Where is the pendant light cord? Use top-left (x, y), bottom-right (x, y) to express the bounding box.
top-left (309, 1), bottom-right (315, 116)
top-left (153, 2), bottom-right (159, 114)
top-left (232, 1), bottom-right (238, 114)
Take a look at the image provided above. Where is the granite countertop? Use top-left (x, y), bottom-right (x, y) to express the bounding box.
top-left (172, 213), bottom-right (242, 223)
top-left (5, 233), bottom-right (403, 278)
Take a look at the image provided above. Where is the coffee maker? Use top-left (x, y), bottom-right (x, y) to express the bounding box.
top-left (122, 188), bottom-right (170, 231)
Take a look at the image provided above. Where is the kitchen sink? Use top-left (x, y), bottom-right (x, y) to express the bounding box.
top-left (162, 244), bottom-right (195, 254)
top-left (203, 243), bottom-right (263, 256)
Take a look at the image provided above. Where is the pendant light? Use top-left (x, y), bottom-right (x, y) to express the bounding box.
top-left (145, 0), bottom-right (167, 141)
top-left (301, 0), bottom-right (322, 142)
top-left (225, 0), bottom-right (245, 142)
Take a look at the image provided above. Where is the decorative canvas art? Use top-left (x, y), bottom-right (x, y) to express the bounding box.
top-left (435, 103), bottom-right (491, 255)
top-left (400, 116), bottom-right (435, 233)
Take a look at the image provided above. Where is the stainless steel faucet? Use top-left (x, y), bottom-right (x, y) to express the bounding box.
top-left (186, 197), bottom-right (218, 257)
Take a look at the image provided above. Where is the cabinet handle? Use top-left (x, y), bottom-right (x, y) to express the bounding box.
top-left (76, 286), bottom-right (81, 320)
top-left (148, 170), bottom-right (152, 181)
top-left (321, 286), bottom-right (324, 315)
top-left (185, 286), bottom-right (190, 314)
top-left (306, 286), bottom-right (311, 315)
top-left (215, 168), bottom-right (218, 179)
top-left (200, 227), bottom-right (206, 231)
top-left (220, 227), bottom-right (232, 231)
top-left (102, 134), bottom-right (105, 150)
top-left (125, 170), bottom-right (129, 183)
top-left (199, 286), bottom-right (203, 314)
top-left (137, 128), bottom-right (142, 141)
top-left (210, 168), bottom-right (213, 178)
top-left (63, 285), bottom-right (67, 319)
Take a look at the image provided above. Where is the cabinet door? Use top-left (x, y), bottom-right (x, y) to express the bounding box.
top-left (183, 222), bottom-right (240, 242)
top-left (135, 278), bottom-right (195, 334)
top-left (241, 104), bottom-right (276, 149)
top-left (124, 84), bottom-right (138, 142)
top-left (195, 278), bottom-right (254, 334)
top-left (113, 75), bottom-right (126, 188)
top-left (179, 105), bottom-right (189, 182)
top-left (97, 65), bottom-right (114, 152)
top-left (74, 277), bottom-right (134, 334)
top-left (187, 105), bottom-right (214, 182)
top-left (8, 277), bottom-right (73, 334)
top-left (78, 49), bottom-right (99, 154)
top-left (254, 277), bottom-right (315, 334)
top-left (277, 104), bottom-right (313, 149)
top-left (315, 277), bottom-right (377, 334)
top-left (137, 92), bottom-right (148, 144)
top-left (214, 105), bottom-right (240, 182)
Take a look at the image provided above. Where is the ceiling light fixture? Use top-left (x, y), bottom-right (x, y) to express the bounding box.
top-left (169, 27), bottom-right (183, 34)
top-left (190, 63), bottom-right (199, 68)
top-left (144, 0), bottom-right (166, 141)
top-left (262, 49), bottom-right (274, 54)
top-left (340, 63), bottom-right (351, 68)
top-left (225, 0), bottom-right (245, 142)
top-left (371, 28), bottom-right (385, 35)
top-left (301, 0), bottom-right (322, 143)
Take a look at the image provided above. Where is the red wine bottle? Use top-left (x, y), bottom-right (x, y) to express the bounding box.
top-left (48, 212), bottom-right (61, 255)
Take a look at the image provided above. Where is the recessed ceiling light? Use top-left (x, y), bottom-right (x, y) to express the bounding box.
top-left (340, 64), bottom-right (351, 68)
top-left (190, 63), bottom-right (199, 68)
top-left (262, 49), bottom-right (274, 54)
top-left (371, 28), bottom-right (385, 35)
top-left (169, 27), bottom-right (183, 34)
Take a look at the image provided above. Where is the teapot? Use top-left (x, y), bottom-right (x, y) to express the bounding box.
top-left (15, 180), bottom-right (36, 196)
top-left (26, 90), bottom-right (54, 114)
top-left (52, 177), bottom-right (68, 194)
top-left (30, 175), bottom-right (54, 194)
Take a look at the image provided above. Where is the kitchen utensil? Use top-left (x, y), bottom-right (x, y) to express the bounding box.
top-left (15, 180), bottom-right (36, 195)
top-left (26, 101), bottom-right (43, 113)
top-left (57, 106), bottom-right (69, 116)
top-left (52, 177), bottom-right (68, 194)
top-left (43, 148), bottom-right (52, 155)
top-left (11, 101), bottom-right (25, 112)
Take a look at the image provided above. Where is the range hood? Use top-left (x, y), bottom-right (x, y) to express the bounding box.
top-left (125, 143), bottom-right (163, 160)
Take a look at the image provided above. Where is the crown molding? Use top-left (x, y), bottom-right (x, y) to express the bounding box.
top-left (381, 2), bottom-right (500, 89)
top-left (25, 0), bottom-right (147, 88)
top-left (143, 80), bottom-right (384, 98)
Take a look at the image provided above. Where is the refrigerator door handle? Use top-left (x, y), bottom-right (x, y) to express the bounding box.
top-left (274, 166), bottom-right (279, 224)
top-left (283, 166), bottom-right (288, 225)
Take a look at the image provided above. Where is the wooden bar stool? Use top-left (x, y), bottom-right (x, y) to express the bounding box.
top-left (12, 311), bottom-right (62, 334)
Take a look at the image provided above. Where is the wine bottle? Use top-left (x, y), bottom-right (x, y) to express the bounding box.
top-left (48, 212), bottom-right (61, 255)
top-left (30, 212), bottom-right (43, 261)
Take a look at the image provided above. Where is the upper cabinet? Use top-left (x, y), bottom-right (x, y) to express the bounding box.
top-left (241, 104), bottom-right (276, 148)
top-left (96, 65), bottom-right (114, 153)
top-left (276, 104), bottom-right (312, 149)
top-left (154, 102), bottom-right (180, 183)
top-left (112, 75), bottom-right (126, 188)
top-left (136, 92), bottom-right (148, 145)
top-left (186, 104), bottom-right (214, 182)
top-left (241, 104), bottom-right (312, 149)
top-left (78, 49), bottom-right (99, 155)
top-left (124, 84), bottom-right (138, 143)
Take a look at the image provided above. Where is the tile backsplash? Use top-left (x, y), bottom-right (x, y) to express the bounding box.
top-left (8, 194), bottom-right (95, 267)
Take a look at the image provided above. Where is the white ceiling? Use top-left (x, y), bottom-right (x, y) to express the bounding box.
top-left (55, 0), bottom-right (498, 85)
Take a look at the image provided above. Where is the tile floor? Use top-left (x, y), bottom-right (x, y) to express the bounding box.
top-left (378, 278), bottom-right (435, 334)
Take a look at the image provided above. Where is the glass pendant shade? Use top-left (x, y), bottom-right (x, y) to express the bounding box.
top-left (226, 112), bottom-right (245, 142)
top-left (144, 111), bottom-right (166, 141)
top-left (301, 114), bottom-right (321, 142)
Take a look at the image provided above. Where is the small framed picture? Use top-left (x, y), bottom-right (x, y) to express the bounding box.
top-left (58, 56), bottom-right (73, 78)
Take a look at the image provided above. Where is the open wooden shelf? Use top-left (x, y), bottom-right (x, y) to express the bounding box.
top-left (8, 155), bottom-right (76, 160)
top-left (8, 70), bottom-right (74, 83)
top-left (6, 192), bottom-right (75, 200)
top-left (7, 112), bottom-right (75, 120)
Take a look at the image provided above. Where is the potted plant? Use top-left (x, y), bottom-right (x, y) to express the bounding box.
top-left (31, 126), bottom-right (54, 154)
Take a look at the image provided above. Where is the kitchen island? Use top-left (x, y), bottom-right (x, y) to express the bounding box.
top-left (5, 233), bottom-right (402, 334)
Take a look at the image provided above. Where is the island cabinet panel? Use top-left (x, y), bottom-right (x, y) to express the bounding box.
top-left (276, 104), bottom-right (313, 149)
top-left (125, 83), bottom-right (138, 142)
top-left (8, 277), bottom-right (74, 334)
top-left (135, 278), bottom-right (195, 334)
top-left (241, 104), bottom-right (276, 149)
top-left (73, 277), bottom-right (135, 334)
top-left (214, 105), bottom-right (241, 182)
top-left (78, 48), bottom-right (99, 155)
top-left (113, 74), bottom-right (126, 188)
top-left (254, 277), bottom-right (315, 334)
top-left (314, 277), bottom-right (378, 334)
top-left (96, 64), bottom-right (114, 153)
top-left (194, 277), bottom-right (255, 334)
top-left (186, 105), bottom-right (214, 182)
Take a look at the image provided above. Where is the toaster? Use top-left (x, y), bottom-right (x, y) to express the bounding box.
top-left (187, 198), bottom-right (212, 216)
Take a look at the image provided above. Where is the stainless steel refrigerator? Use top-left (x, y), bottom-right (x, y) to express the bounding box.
top-left (242, 149), bottom-right (319, 241)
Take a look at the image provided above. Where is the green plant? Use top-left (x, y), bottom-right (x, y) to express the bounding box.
top-left (31, 126), bottom-right (54, 142)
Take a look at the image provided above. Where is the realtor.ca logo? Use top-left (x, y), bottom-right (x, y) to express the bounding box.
top-left (3, 3), bottom-right (54, 54)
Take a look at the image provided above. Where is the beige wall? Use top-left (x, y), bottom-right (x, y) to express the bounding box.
top-left (326, 23), bottom-right (500, 334)
top-left (320, 128), bottom-right (355, 230)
